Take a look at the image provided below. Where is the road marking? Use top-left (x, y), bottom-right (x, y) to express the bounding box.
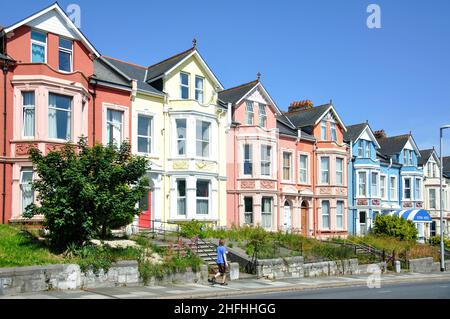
top-left (378, 290), bottom-right (392, 293)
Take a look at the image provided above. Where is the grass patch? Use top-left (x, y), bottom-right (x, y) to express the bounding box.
top-left (0, 225), bottom-right (64, 267)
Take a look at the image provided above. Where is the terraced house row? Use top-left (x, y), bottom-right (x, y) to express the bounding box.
top-left (1, 4), bottom-right (449, 239)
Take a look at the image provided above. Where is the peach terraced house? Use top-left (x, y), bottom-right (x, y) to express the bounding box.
top-left (0, 3), bottom-right (134, 224)
top-left (285, 101), bottom-right (350, 238)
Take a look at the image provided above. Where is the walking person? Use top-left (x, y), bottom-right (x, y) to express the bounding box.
top-left (208, 239), bottom-right (229, 285)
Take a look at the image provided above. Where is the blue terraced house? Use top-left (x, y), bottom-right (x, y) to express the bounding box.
top-left (374, 130), bottom-right (431, 241)
top-left (345, 122), bottom-right (382, 236)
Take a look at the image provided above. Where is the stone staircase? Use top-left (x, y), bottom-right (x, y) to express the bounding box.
top-left (195, 241), bottom-right (217, 266)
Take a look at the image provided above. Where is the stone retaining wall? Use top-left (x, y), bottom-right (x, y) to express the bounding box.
top-left (408, 258), bottom-right (450, 273)
top-left (256, 257), bottom-right (359, 279)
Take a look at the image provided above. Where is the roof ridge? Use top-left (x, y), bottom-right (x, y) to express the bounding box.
top-left (146, 47), bottom-right (195, 70)
top-left (284, 103), bottom-right (331, 115)
top-left (103, 55), bottom-right (147, 69)
top-left (219, 79), bottom-right (259, 93)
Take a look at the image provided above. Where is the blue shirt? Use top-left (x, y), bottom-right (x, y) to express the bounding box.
top-left (217, 246), bottom-right (227, 264)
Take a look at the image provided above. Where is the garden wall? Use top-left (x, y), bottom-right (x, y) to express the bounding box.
top-left (256, 257), bottom-right (359, 279)
top-left (0, 261), bottom-right (215, 296)
top-left (408, 258), bottom-right (450, 273)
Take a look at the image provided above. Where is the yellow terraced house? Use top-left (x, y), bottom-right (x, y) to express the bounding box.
top-left (104, 42), bottom-right (229, 230)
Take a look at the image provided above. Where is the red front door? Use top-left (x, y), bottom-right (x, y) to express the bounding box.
top-left (138, 191), bottom-right (152, 228)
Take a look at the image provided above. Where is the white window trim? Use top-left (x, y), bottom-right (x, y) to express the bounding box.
top-left (58, 36), bottom-right (73, 73)
top-left (196, 179), bottom-right (211, 216)
top-left (282, 150), bottom-right (293, 182)
top-left (180, 72), bottom-right (190, 100)
top-left (173, 118), bottom-right (187, 158)
top-left (371, 171), bottom-right (380, 198)
top-left (135, 111), bottom-right (155, 156)
top-left (389, 175), bottom-right (398, 201)
top-left (380, 174), bottom-right (388, 200)
top-left (176, 178), bottom-right (187, 216)
top-left (319, 156), bottom-right (331, 185)
top-left (21, 91), bottom-right (36, 139)
top-left (429, 188), bottom-right (437, 209)
top-left (261, 144), bottom-right (272, 177)
top-left (102, 103), bottom-right (129, 146)
top-left (195, 119), bottom-right (212, 160)
top-left (415, 177), bottom-right (423, 201)
top-left (20, 168), bottom-right (34, 214)
top-left (195, 75), bottom-right (204, 103)
top-left (403, 176), bottom-right (412, 200)
top-left (242, 143), bottom-right (253, 177)
top-left (356, 170), bottom-right (369, 198)
top-left (259, 103), bottom-right (267, 128)
top-left (321, 200), bottom-right (331, 230)
top-left (321, 121), bottom-right (327, 141)
top-left (335, 157), bottom-right (345, 186)
top-left (298, 152), bottom-right (310, 185)
top-left (261, 197), bottom-right (273, 229)
top-left (30, 30), bottom-right (47, 63)
top-left (246, 100), bottom-right (254, 125)
top-left (336, 200), bottom-right (345, 230)
top-left (48, 91), bottom-right (73, 142)
top-left (330, 122), bottom-right (337, 142)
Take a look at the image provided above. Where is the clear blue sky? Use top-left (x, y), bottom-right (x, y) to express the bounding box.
top-left (2, 0), bottom-right (450, 155)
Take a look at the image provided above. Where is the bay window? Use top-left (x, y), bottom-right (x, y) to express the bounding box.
top-left (176, 119), bottom-right (186, 156)
top-left (358, 172), bottom-right (367, 196)
top-left (320, 157), bottom-right (330, 184)
top-left (390, 176), bottom-right (397, 200)
top-left (261, 197), bottom-right (272, 228)
top-left (415, 178), bottom-right (422, 200)
top-left (20, 168), bottom-right (34, 213)
top-left (429, 189), bottom-right (436, 209)
top-left (137, 114), bottom-right (152, 154)
top-left (196, 180), bottom-right (210, 215)
top-left (243, 144), bottom-right (253, 175)
top-left (106, 109), bottom-right (123, 146)
top-left (330, 122), bottom-right (337, 142)
top-left (322, 200), bottom-right (330, 229)
top-left (371, 172), bottom-right (379, 197)
top-left (22, 92), bottom-right (35, 138)
top-left (244, 197), bottom-right (253, 225)
top-left (358, 141), bottom-right (363, 157)
top-left (59, 37), bottom-right (73, 72)
top-left (321, 121), bottom-right (327, 140)
top-left (31, 31), bottom-right (46, 63)
top-left (176, 179), bottom-right (186, 215)
top-left (49, 93), bottom-right (72, 140)
top-left (404, 178), bottom-right (411, 199)
top-left (196, 120), bottom-right (210, 158)
top-left (336, 201), bottom-right (344, 229)
top-left (261, 145), bottom-right (272, 176)
top-left (336, 158), bottom-right (344, 185)
top-left (380, 175), bottom-right (387, 198)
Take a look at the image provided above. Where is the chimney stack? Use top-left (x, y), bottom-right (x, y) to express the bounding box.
top-left (288, 99), bottom-right (314, 112)
top-left (374, 130), bottom-right (387, 139)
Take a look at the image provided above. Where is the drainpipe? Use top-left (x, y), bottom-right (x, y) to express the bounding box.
top-left (91, 79), bottom-right (97, 145)
top-left (313, 140), bottom-right (317, 237)
top-left (2, 62), bottom-right (7, 224)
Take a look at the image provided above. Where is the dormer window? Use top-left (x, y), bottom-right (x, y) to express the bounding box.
top-left (321, 121), bottom-right (327, 140)
top-left (180, 72), bottom-right (189, 99)
top-left (31, 31), bottom-right (47, 63)
top-left (59, 37), bottom-right (73, 72)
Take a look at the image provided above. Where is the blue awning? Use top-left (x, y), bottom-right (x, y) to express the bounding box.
top-left (386, 209), bottom-right (432, 223)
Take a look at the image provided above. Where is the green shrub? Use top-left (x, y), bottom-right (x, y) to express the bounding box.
top-left (372, 215), bottom-right (418, 240)
top-left (178, 220), bottom-right (207, 238)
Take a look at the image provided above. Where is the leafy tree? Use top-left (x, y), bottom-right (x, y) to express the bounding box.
top-left (23, 138), bottom-right (149, 250)
top-left (372, 214), bottom-right (418, 241)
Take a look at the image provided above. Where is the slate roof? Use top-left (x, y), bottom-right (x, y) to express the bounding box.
top-left (277, 114), bottom-right (315, 141)
top-left (104, 57), bottom-right (163, 95)
top-left (344, 123), bottom-right (367, 142)
top-left (145, 47), bottom-right (195, 82)
top-left (218, 80), bottom-right (259, 105)
top-left (376, 134), bottom-right (410, 156)
top-left (443, 156), bottom-right (450, 176)
top-left (92, 57), bottom-right (131, 88)
top-left (284, 103), bottom-right (331, 128)
top-left (418, 149), bottom-right (435, 166)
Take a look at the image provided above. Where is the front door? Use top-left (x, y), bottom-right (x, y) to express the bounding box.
top-left (301, 207), bottom-right (308, 236)
top-left (138, 191), bottom-right (152, 229)
top-left (359, 211), bottom-right (367, 236)
top-left (283, 201), bottom-right (292, 232)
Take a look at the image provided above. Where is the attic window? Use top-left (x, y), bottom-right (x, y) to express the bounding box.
top-left (31, 31), bottom-right (47, 63)
top-left (180, 72), bottom-right (189, 99)
top-left (59, 37), bottom-right (73, 72)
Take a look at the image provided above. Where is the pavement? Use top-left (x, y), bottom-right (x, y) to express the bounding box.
top-left (2, 272), bottom-right (450, 299)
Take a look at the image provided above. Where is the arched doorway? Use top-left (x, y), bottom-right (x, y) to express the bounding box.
top-left (283, 200), bottom-right (292, 232)
top-left (300, 201), bottom-right (309, 236)
top-left (138, 179), bottom-right (154, 229)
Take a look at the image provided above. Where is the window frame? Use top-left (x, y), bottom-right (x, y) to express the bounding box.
top-left (358, 140), bottom-right (363, 158)
top-left (371, 171), bottom-right (379, 198)
top-left (58, 36), bottom-right (73, 72)
top-left (243, 143), bottom-right (253, 176)
top-left (390, 176), bottom-right (397, 200)
top-left (336, 157), bottom-right (344, 186)
top-left (196, 179), bottom-right (211, 215)
top-left (176, 179), bottom-right (187, 216)
top-left (175, 118), bottom-right (187, 157)
top-left (321, 120), bottom-right (327, 140)
top-left (136, 113), bottom-right (153, 155)
top-left (261, 197), bottom-right (273, 229)
top-left (21, 91), bottom-right (36, 138)
top-left (299, 153), bottom-right (309, 184)
top-left (261, 145), bottom-right (272, 177)
top-left (330, 122), bottom-right (337, 142)
top-left (195, 120), bottom-right (211, 159)
top-left (244, 197), bottom-right (254, 225)
top-left (48, 92), bottom-right (73, 141)
top-left (20, 168), bottom-right (34, 214)
top-left (365, 141), bottom-right (371, 158)
top-left (259, 103), bottom-right (267, 128)
top-left (404, 177), bottom-right (412, 200)
top-left (180, 72), bottom-right (190, 100)
top-left (246, 101), bottom-right (254, 125)
top-left (321, 200), bottom-right (330, 229)
top-left (282, 151), bottom-right (292, 181)
top-left (30, 30), bottom-right (47, 63)
top-left (380, 174), bottom-right (387, 200)
top-left (415, 178), bottom-right (422, 200)
top-left (106, 108), bottom-right (124, 147)
top-left (336, 200), bottom-right (344, 230)
top-left (429, 188), bottom-right (436, 209)
top-left (357, 171), bottom-right (368, 197)
top-left (320, 156), bottom-right (330, 185)
top-left (195, 75), bottom-right (204, 103)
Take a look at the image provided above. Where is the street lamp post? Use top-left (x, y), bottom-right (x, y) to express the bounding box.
top-left (439, 125), bottom-right (450, 272)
